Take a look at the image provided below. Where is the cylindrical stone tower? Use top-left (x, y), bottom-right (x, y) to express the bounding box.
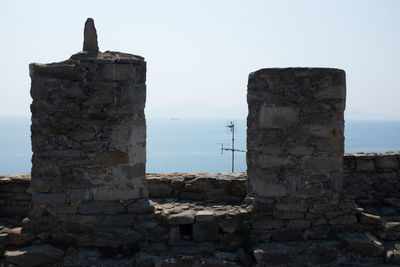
top-left (27, 19), bottom-right (149, 247)
top-left (247, 68), bottom-right (346, 200)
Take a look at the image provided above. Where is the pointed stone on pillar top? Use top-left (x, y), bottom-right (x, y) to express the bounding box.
top-left (83, 18), bottom-right (99, 52)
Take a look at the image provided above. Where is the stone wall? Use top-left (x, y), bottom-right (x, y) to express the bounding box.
top-left (0, 175), bottom-right (30, 218)
top-left (2, 165), bottom-right (400, 265)
top-left (344, 152), bottom-right (400, 216)
top-left (2, 152), bottom-right (399, 218)
top-left (148, 172), bottom-right (246, 202)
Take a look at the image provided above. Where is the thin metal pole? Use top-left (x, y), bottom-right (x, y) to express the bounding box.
top-left (221, 121), bottom-right (245, 173)
top-left (231, 122), bottom-right (234, 173)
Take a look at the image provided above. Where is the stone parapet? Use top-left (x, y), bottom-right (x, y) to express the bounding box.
top-left (148, 172), bottom-right (246, 202)
top-left (246, 68), bottom-right (346, 200)
top-left (26, 18), bottom-right (148, 248)
top-left (246, 68), bottom-right (348, 239)
top-left (1, 161), bottom-right (400, 265)
top-left (344, 152), bottom-right (400, 215)
top-left (2, 152), bottom-right (399, 218)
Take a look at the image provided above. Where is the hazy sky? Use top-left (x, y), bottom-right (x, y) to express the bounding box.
top-left (0, 0), bottom-right (399, 119)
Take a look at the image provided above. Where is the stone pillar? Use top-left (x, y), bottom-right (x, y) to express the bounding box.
top-left (246, 68), bottom-right (346, 200)
top-left (27, 19), bottom-right (149, 247)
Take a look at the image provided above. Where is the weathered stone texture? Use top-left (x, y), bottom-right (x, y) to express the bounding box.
top-left (245, 68), bottom-right (352, 245)
top-left (30, 51), bottom-right (147, 219)
top-left (5, 244), bottom-right (64, 266)
top-left (247, 68), bottom-right (346, 200)
top-left (344, 152), bottom-right (400, 216)
top-left (1, 166), bottom-right (400, 265)
top-left (148, 172), bottom-right (246, 202)
top-left (0, 174), bottom-right (31, 218)
top-left (83, 18), bottom-right (98, 52)
top-left (27, 37), bottom-right (148, 250)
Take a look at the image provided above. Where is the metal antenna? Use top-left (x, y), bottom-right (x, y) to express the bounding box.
top-left (221, 121), bottom-right (246, 172)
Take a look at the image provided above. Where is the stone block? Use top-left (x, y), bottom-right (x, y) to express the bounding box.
top-left (257, 155), bottom-right (294, 168)
top-left (47, 204), bottom-right (78, 215)
top-left (356, 159), bottom-right (375, 171)
top-left (193, 222), bottom-right (219, 242)
top-left (32, 192), bottom-right (65, 204)
top-left (0, 232), bottom-right (7, 249)
top-left (253, 246), bottom-right (294, 265)
top-left (386, 249), bottom-right (400, 265)
top-left (31, 63), bottom-right (81, 81)
top-left (271, 229), bottom-right (304, 242)
top-left (102, 215), bottom-right (135, 228)
top-left (246, 196), bottom-right (275, 213)
top-left (305, 156), bottom-right (341, 172)
top-left (219, 233), bottom-right (244, 249)
top-left (343, 233), bottom-right (384, 257)
top-left (101, 64), bottom-right (138, 81)
top-left (385, 222), bottom-right (400, 232)
top-left (69, 190), bottom-right (90, 203)
top-left (275, 202), bottom-right (308, 213)
top-left (254, 241), bottom-right (340, 265)
top-left (63, 248), bottom-right (101, 267)
top-left (37, 149), bottom-right (83, 159)
top-left (314, 86), bottom-right (346, 100)
top-left (166, 210), bottom-right (195, 225)
top-left (379, 231), bottom-right (400, 241)
top-left (214, 251), bottom-right (238, 261)
top-left (252, 217), bottom-right (284, 230)
top-left (195, 210), bottom-right (215, 222)
top-left (148, 180), bottom-right (173, 198)
top-left (127, 199), bottom-right (154, 213)
top-left (376, 155), bottom-right (399, 169)
top-left (248, 178), bottom-right (287, 197)
top-left (0, 183), bottom-right (29, 193)
top-left (95, 151), bottom-right (129, 166)
top-left (7, 227), bottom-right (36, 246)
top-left (5, 244), bottom-right (64, 266)
top-left (287, 219), bottom-right (311, 229)
top-left (168, 226), bottom-right (180, 246)
top-left (304, 125), bottom-right (333, 137)
top-left (384, 197), bottom-right (400, 208)
top-left (90, 188), bottom-right (142, 201)
top-left (328, 215), bottom-right (357, 225)
top-left (329, 171), bottom-right (343, 192)
top-left (218, 215), bottom-right (244, 234)
top-left (78, 201), bottom-right (124, 215)
top-left (286, 145), bottom-right (313, 156)
top-left (258, 106), bottom-right (298, 129)
top-left (273, 210), bottom-right (304, 219)
top-left (70, 130), bottom-right (97, 142)
top-left (358, 212), bottom-right (382, 225)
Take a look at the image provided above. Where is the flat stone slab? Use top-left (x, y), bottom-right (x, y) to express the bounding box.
top-left (153, 200), bottom-right (248, 225)
top-left (147, 172), bottom-right (246, 202)
top-left (166, 210), bottom-right (195, 225)
top-left (5, 244), bottom-right (64, 266)
top-left (254, 241), bottom-right (341, 265)
top-left (195, 210), bottom-right (215, 222)
top-left (342, 233), bottom-right (385, 257)
top-left (385, 222), bottom-right (400, 232)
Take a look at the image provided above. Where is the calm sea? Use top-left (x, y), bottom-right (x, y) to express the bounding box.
top-left (0, 117), bottom-right (399, 175)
